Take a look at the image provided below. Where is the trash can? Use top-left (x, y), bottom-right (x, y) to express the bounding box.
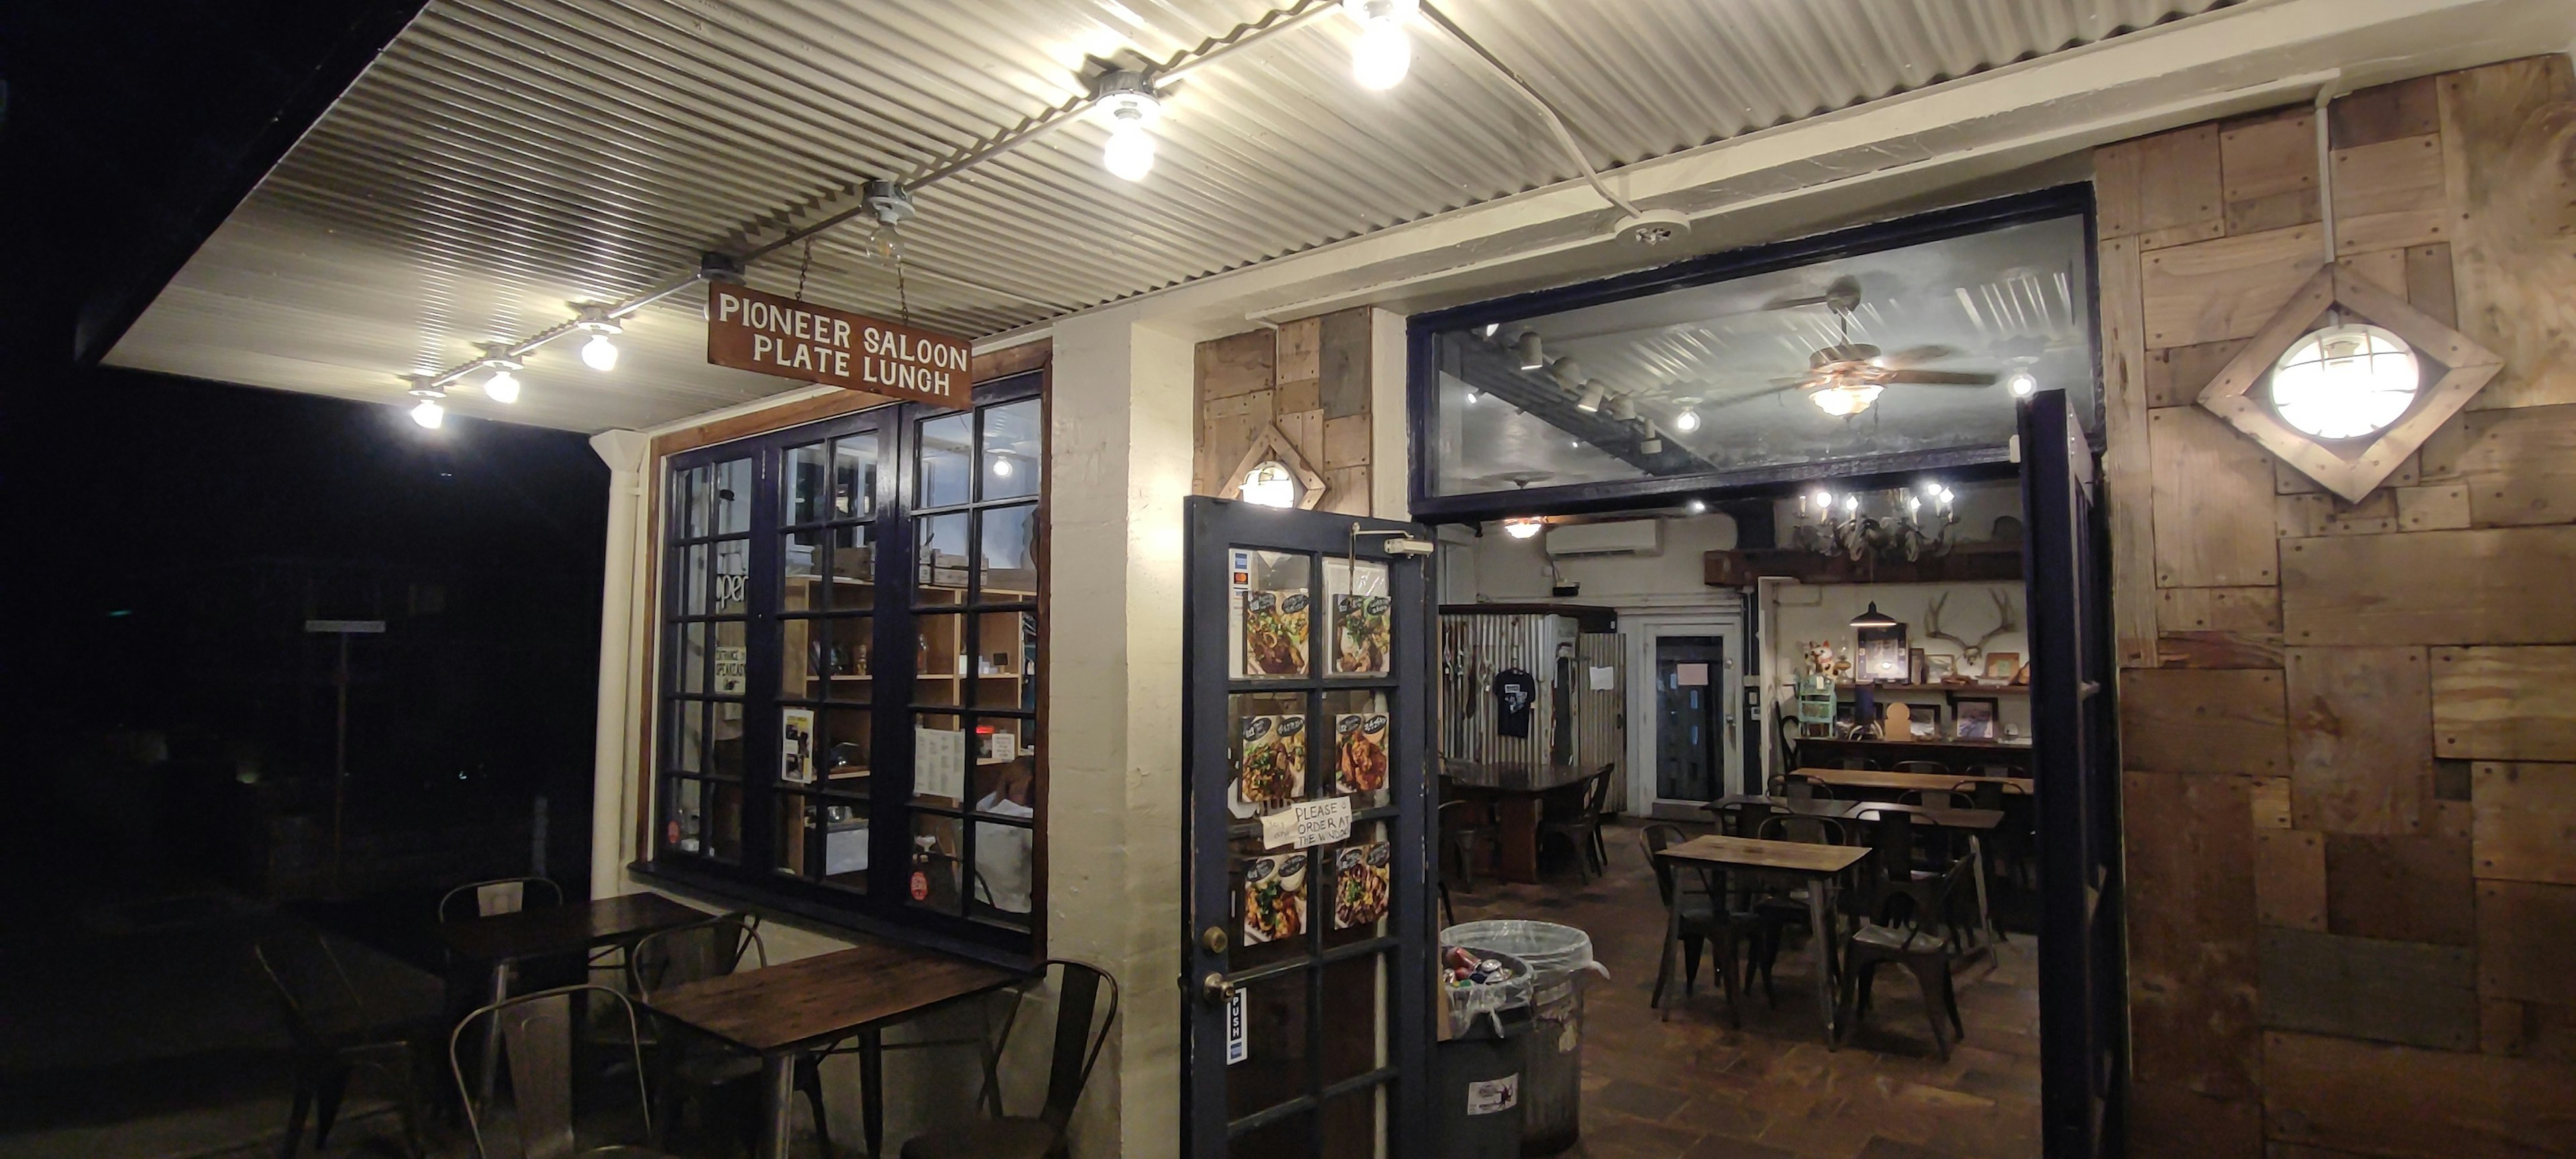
top-left (1438, 945), bottom-right (1533, 1159)
top-left (1442, 921), bottom-right (1608, 1156)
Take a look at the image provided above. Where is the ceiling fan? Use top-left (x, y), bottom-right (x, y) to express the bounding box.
top-left (1742, 275), bottom-right (1996, 417)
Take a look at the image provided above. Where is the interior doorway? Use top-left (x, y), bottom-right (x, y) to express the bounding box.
top-left (1651, 635), bottom-right (1726, 803)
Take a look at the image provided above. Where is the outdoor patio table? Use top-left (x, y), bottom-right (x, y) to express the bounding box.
top-left (437, 891), bottom-right (708, 1100)
top-left (1440, 759), bottom-right (1596, 883)
top-left (641, 938), bottom-right (1026, 1159)
top-left (1652, 834), bottom-right (1869, 1041)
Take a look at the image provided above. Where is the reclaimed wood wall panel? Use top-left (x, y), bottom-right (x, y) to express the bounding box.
top-left (2121, 668), bottom-right (2286, 775)
top-left (2254, 830), bottom-right (2326, 932)
top-left (2262, 1030), bottom-right (2576, 1158)
top-left (2322, 832), bottom-right (2475, 945)
top-left (2258, 928), bottom-right (2479, 1050)
top-left (2432, 646), bottom-right (2576, 760)
top-left (2141, 225), bottom-right (2330, 348)
top-left (2282, 528), bottom-right (2576, 645)
top-left (2125, 771), bottom-right (2263, 1098)
top-left (2440, 56), bottom-right (2576, 412)
top-left (2285, 647), bottom-right (2432, 834)
top-left (2098, 231), bottom-right (2160, 667)
top-left (2418, 404), bottom-right (2576, 527)
top-left (2104, 63), bottom-right (2576, 1154)
top-left (2471, 762), bottom-right (2576, 885)
top-left (2477, 881), bottom-right (2576, 1009)
top-left (1193, 312), bottom-right (1375, 514)
top-left (2149, 407), bottom-right (2279, 586)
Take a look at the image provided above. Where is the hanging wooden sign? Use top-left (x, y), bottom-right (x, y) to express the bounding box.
top-left (706, 282), bottom-right (971, 408)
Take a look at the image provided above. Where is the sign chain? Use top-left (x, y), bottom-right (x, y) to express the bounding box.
top-left (794, 237), bottom-right (815, 302)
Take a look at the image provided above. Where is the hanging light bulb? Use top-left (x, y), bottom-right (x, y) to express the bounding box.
top-left (479, 355), bottom-right (524, 404)
top-left (574, 306), bottom-right (623, 372)
top-left (1503, 516), bottom-right (1544, 539)
top-left (1464, 388), bottom-right (1481, 404)
top-left (1512, 332), bottom-right (1546, 371)
top-left (1672, 408), bottom-right (1701, 433)
top-left (1342, 0), bottom-right (1417, 90)
top-left (2007, 369), bottom-right (2039, 398)
top-left (1094, 72), bottom-right (1162, 182)
top-left (405, 376), bottom-right (447, 430)
top-left (411, 399), bottom-right (446, 429)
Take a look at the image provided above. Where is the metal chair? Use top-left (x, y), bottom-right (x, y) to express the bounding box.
top-left (1641, 824), bottom-right (1756, 1025)
top-left (1438, 798), bottom-right (1496, 891)
top-left (449, 984), bottom-right (682, 1159)
top-left (1847, 806), bottom-right (1969, 943)
top-left (1744, 813), bottom-right (1852, 1005)
top-left (1537, 765), bottom-right (1616, 881)
top-left (255, 933), bottom-right (433, 1159)
top-left (1782, 773), bottom-right (1835, 803)
top-left (1708, 799), bottom-right (1788, 839)
top-left (899, 960), bottom-right (1120, 1159)
top-left (1835, 857), bottom-right (1978, 1060)
top-left (625, 915), bottom-right (834, 1152)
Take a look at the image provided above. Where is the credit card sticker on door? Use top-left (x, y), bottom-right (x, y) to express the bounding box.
top-left (1226, 987), bottom-right (1248, 1064)
top-left (1466, 1074), bottom-right (1519, 1115)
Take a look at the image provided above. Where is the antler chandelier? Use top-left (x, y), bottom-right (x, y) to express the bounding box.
top-left (1791, 482), bottom-right (1957, 562)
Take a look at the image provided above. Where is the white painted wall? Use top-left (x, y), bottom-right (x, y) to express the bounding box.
top-left (1462, 513), bottom-right (1740, 606)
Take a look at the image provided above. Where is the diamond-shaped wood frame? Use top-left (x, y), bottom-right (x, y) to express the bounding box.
top-left (1216, 423), bottom-right (1328, 510)
top-left (2196, 262), bottom-right (2504, 503)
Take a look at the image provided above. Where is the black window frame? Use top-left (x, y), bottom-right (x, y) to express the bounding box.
top-left (636, 371), bottom-right (1046, 964)
top-left (1404, 184), bottom-right (2102, 524)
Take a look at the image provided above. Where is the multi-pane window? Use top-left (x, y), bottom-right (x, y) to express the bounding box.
top-left (648, 374), bottom-right (1044, 956)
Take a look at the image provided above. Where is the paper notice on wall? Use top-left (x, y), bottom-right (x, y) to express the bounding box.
top-left (1258, 795), bottom-right (1353, 850)
top-left (1588, 665), bottom-right (1615, 691)
top-left (715, 646), bottom-right (747, 696)
top-left (1675, 663), bottom-right (1710, 687)
top-left (914, 726), bottom-right (966, 799)
top-left (1466, 1074), bottom-right (1519, 1115)
top-left (1226, 987), bottom-right (1248, 1064)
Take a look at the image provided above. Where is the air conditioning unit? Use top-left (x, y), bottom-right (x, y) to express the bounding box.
top-left (1544, 519), bottom-right (1662, 558)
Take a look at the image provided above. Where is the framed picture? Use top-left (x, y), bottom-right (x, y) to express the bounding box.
top-left (1925, 654), bottom-right (1957, 681)
top-left (1857, 622), bottom-right (1909, 683)
top-left (1906, 702), bottom-right (1945, 740)
top-left (1954, 697), bottom-right (2000, 740)
top-left (1983, 651), bottom-right (2021, 680)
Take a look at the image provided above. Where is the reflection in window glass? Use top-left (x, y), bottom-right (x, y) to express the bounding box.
top-left (918, 412), bottom-right (973, 508)
top-left (1427, 211), bottom-right (2094, 499)
top-left (908, 812), bottom-right (965, 914)
top-left (982, 398), bottom-right (1040, 502)
top-left (834, 436), bottom-right (878, 518)
top-left (714, 539), bottom-right (750, 615)
top-left (979, 505), bottom-right (1037, 598)
top-left (1324, 559), bottom-right (1392, 675)
top-left (788, 443), bottom-right (829, 525)
top-left (680, 465), bottom-right (710, 537)
top-left (918, 512), bottom-right (971, 596)
top-left (714, 458), bottom-right (752, 534)
top-left (818, 799), bottom-right (868, 891)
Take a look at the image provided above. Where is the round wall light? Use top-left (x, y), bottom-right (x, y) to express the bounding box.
top-left (1240, 459), bottom-right (1299, 508)
top-left (2269, 322), bottom-right (2420, 439)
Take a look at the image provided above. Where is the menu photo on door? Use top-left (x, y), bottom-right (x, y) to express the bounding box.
top-left (1242, 850), bottom-right (1307, 946)
top-left (1243, 588), bottom-right (1311, 676)
top-left (1332, 840), bottom-right (1391, 930)
top-left (1230, 714), bottom-right (1307, 818)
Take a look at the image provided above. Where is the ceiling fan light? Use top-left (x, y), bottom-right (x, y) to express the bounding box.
top-left (1672, 408), bottom-right (1701, 433)
top-left (1813, 383), bottom-right (1882, 417)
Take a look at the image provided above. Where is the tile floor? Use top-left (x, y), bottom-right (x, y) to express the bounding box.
top-left (1448, 820), bottom-right (2043, 1159)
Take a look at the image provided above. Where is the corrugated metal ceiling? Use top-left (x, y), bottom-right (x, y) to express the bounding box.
top-left (109, 0), bottom-right (2229, 431)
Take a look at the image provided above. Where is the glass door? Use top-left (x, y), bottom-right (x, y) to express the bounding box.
top-left (1652, 635), bottom-right (1726, 802)
top-left (1182, 497), bottom-right (1434, 1159)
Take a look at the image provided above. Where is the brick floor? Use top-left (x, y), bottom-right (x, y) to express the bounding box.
top-left (1448, 820), bottom-right (2042, 1159)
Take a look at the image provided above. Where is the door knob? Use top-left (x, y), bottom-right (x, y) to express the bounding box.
top-left (1201, 971), bottom-right (1236, 1003)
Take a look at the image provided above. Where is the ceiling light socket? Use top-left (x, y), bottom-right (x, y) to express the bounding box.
top-left (573, 305), bottom-right (623, 334)
top-left (1609, 207), bottom-right (1693, 247)
top-left (1094, 70), bottom-right (1162, 125)
top-left (698, 252), bottom-right (747, 284)
top-left (403, 374), bottom-right (446, 400)
top-left (863, 179), bottom-right (915, 225)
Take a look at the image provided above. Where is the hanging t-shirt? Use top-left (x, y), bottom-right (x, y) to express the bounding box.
top-left (1493, 667), bottom-right (1538, 738)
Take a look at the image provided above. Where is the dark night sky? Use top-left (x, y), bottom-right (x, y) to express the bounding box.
top-left (1, 2), bottom-right (612, 893)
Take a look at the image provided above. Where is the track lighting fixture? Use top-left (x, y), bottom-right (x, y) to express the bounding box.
top-left (406, 376), bottom-right (447, 429)
top-left (479, 354), bottom-right (523, 404)
top-left (1513, 332), bottom-right (1545, 371)
top-left (574, 307), bottom-right (623, 372)
top-left (1574, 381), bottom-right (1605, 412)
top-left (1547, 357), bottom-right (1585, 389)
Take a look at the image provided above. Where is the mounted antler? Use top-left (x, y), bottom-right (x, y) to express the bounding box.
top-left (1924, 590), bottom-right (2019, 664)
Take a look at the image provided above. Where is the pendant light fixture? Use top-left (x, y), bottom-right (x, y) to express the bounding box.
top-left (406, 376), bottom-right (447, 429)
top-left (1342, 0), bottom-right (1418, 91)
top-left (1849, 602), bottom-right (1898, 629)
top-left (1502, 516), bottom-right (1544, 539)
top-left (480, 354), bottom-right (523, 404)
top-left (1094, 71), bottom-right (1162, 182)
top-left (2007, 369), bottom-right (2038, 398)
top-left (1672, 407), bottom-right (1701, 433)
top-left (2269, 91), bottom-right (2419, 440)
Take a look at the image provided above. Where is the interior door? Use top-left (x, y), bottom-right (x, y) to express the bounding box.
top-left (1652, 636), bottom-right (1725, 802)
top-left (2019, 390), bottom-right (2125, 1158)
top-left (1183, 497), bottom-right (1435, 1159)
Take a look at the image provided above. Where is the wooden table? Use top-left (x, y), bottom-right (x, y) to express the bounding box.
top-left (1652, 835), bottom-right (1868, 1039)
top-left (1795, 767), bottom-right (2030, 795)
top-left (1713, 796), bottom-right (2006, 944)
top-left (439, 892), bottom-right (708, 1099)
top-left (1442, 759), bottom-right (1599, 884)
top-left (645, 939), bottom-right (1026, 1159)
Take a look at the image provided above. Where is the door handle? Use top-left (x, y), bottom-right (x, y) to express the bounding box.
top-left (1201, 971), bottom-right (1237, 1004)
